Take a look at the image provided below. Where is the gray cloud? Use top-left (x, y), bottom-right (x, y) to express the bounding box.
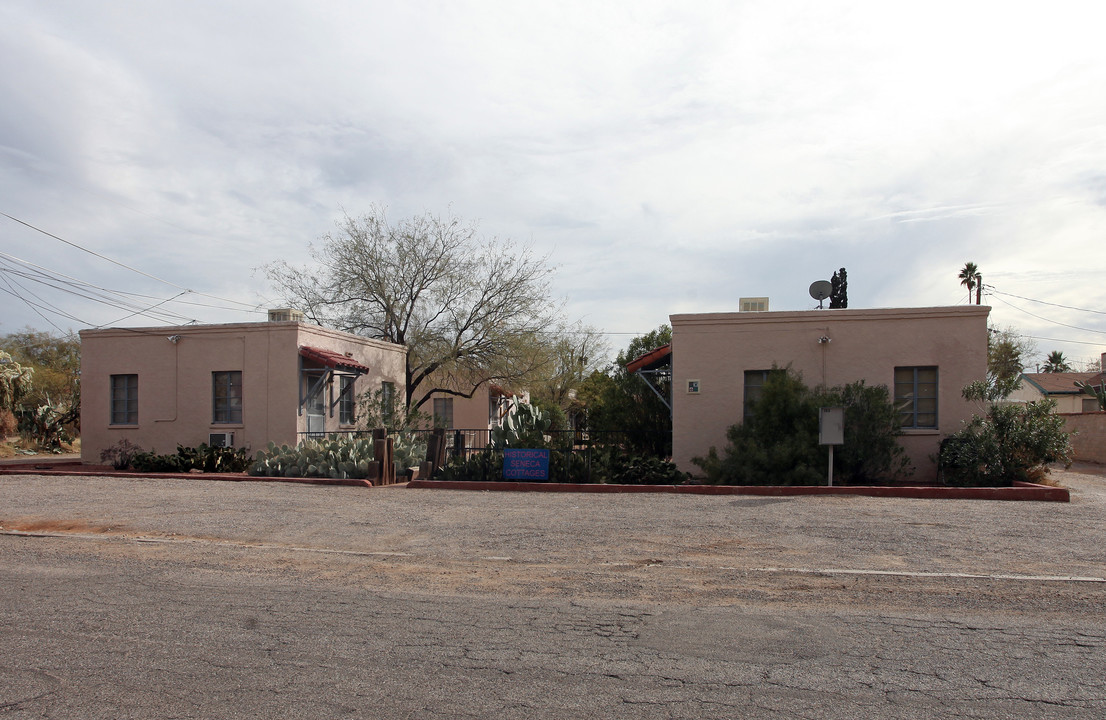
top-left (1, 1), bottom-right (1104, 363)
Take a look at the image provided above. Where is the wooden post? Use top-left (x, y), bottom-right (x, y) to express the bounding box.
top-left (423, 427), bottom-right (447, 479)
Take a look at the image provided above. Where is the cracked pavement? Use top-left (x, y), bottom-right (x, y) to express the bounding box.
top-left (2, 465), bottom-right (1105, 718)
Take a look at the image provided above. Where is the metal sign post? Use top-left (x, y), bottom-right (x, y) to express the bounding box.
top-left (819, 407), bottom-right (844, 486)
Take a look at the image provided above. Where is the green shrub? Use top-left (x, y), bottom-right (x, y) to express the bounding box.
top-left (820, 381), bottom-right (912, 484)
top-left (131, 443), bottom-right (251, 473)
top-left (433, 446), bottom-right (686, 485)
top-left (608, 455), bottom-right (689, 485)
top-left (938, 398), bottom-right (1072, 486)
top-left (436, 448), bottom-right (503, 482)
top-left (693, 368), bottom-right (911, 486)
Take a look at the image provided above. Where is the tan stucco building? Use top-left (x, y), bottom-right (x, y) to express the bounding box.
top-left (1008, 368), bottom-right (1104, 413)
top-left (420, 384), bottom-right (524, 430)
top-left (80, 318), bottom-right (406, 463)
top-left (671, 305), bottom-right (990, 481)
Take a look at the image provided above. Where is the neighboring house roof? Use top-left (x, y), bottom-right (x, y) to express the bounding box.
top-left (299, 345), bottom-right (370, 373)
top-left (1020, 372), bottom-right (1100, 396)
top-left (625, 344), bottom-right (672, 374)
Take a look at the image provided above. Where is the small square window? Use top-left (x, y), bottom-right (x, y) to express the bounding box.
top-left (687, 380), bottom-right (700, 394)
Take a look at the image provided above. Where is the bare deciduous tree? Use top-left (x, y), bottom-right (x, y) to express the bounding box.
top-left (266, 207), bottom-right (560, 410)
top-left (527, 322), bottom-right (610, 409)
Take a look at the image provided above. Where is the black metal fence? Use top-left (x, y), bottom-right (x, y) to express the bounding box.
top-left (297, 427), bottom-right (670, 484)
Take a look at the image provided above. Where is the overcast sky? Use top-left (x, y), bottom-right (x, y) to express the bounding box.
top-left (2, 1), bottom-right (1104, 369)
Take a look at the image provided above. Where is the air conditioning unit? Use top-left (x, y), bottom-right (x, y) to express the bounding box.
top-left (208, 432), bottom-right (235, 448)
top-left (267, 308), bottom-right (305, 323)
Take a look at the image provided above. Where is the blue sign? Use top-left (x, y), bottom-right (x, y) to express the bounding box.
top-left (503, 448), bottom-right (550, 481)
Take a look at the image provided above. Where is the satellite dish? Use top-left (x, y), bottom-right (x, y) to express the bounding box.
top-left (809, 280), bottom-right (833, 309)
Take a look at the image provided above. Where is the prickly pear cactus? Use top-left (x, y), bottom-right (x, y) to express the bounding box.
top-left (490, 396), bottom-right (552, 450)
top-left (249, 435), bottom-right (376, 479)
top-left (1076, 381), bottom-right (1106, 411)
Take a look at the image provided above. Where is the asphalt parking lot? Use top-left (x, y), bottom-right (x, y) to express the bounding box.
top-left (2, 465), bottom-right (1105, 718)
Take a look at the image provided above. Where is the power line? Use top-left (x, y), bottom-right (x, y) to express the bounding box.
top-left (0, 261), bottom-right (198, 326)
top-left (0, 252), bottom-right (200, 322)
top-left (1021, 334), bottom-right (1105, 347)
top-left (988, 287), bottom-right (1106, 317)
top-left (2, 211), bottom-right (193, 291)
top-left (1, 211), bottom-right (265, 311)
top-left (988, 292), bottom-right (1106, 337)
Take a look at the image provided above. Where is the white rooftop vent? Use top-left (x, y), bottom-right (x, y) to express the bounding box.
top-left (268, 308), bottom-right (305, 323)
top-left (739, 297), bottom-right (769, 312)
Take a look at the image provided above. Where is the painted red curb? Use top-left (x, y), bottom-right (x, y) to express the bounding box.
top-left (407, 479), bottom-right (1070, 502)
top-left (0, 465), bottom-right (373, 487)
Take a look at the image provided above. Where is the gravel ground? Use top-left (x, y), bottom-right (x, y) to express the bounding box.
top-left (3, 464), bottom-right (1106, 719)
top-left (2, 463), bottom-right (1104, 611)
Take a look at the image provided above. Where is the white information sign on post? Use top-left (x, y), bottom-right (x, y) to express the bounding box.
top-left (819, 407), bottom-right (844, 486)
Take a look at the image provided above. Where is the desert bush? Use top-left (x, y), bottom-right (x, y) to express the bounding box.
top-left (820, 381), bottom-right (912, 484)
top-left (0, 408), bottom-right (17, 437)
top-left (20, 404), bottom-right (73, 450)
top-left (693, 368), bottom-right (910, 486)
top-left (100, 439), bottom-right (143, 470)
top-left (938, 398), bottom-right (1072, 486)
top-left (434, 445), bottom-right (687, 485)
top-left (608, 455), bottom-right (688, 485)
top-left (132, 444), bottom-right (251, 473)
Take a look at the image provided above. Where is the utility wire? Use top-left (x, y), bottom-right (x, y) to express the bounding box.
top-left (988, 287), bottom-right (1106, 317)
top-left (0, 271), bottom-right (66, 334)
top-left (0, 262), bottom-right (197, 325)
top-left (988, 291), bottom-right (1106, 337)
top-left (1, 251), bottom-right (267, 315)
top-left (0, 257), bottom-right (200, 327)
top-left (2, 211), bottom-right (193, 291)
top-left (1, 211), bottom-right (264, 311)
top-left (0, 255), bottom-right (197, 321)
top-left (1021, 334), bottom-right (1105, 347)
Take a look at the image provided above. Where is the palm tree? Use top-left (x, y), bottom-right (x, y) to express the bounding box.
top-left (1040, 350), bottom-right (1072, 373)
top-left (958, 262), bottom-right (979, 304)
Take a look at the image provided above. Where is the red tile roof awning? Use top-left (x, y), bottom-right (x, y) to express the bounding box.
top-left (625, 344), bottom-right (671, 374)
top-left (299, 346), bottom-right (370, 373)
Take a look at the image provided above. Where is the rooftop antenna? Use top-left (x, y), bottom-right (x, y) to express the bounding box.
top-left (809, 280), bottom-right (833, 309)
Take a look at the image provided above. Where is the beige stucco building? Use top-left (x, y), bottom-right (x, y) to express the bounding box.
top-left (671, 305), bottom-right (990, 481)
top-left (80, 318), bottom-right (406, 463)
top-left (1008, 368), bottom-right (1104, 413)
top-left (419, 384), bottom-right (524, 430)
